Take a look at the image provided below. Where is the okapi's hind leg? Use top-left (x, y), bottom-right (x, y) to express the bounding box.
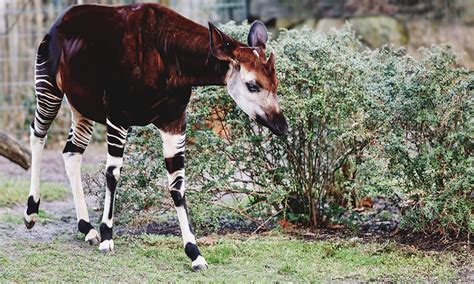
top-left (63, 105), bottom-right (100, 245)
top-left (24, 36), bottom-right (64, 229)
top-left (159, 129), bottom-right (208, 271)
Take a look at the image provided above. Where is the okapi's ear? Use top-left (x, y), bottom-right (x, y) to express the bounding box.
top-left (266, 52), bottom-right (275, 71)
top-left (248, 21), bottom-right (268, 50)
top-left (209, 22), bottom-right (237, 61)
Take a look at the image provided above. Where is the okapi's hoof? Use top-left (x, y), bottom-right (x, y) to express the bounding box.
top-left (192, 256), bottom-right (209, 271)
top-left (85, 229), bottom-right (101, 245)
top-left (23, 217), bottom-right (36, 229)
top-left (24, 196), bottom-right (40, 229)
top-left (99, 239), bottom-right (114, 254)
top-left (23, 210), bottom-right (38, 230)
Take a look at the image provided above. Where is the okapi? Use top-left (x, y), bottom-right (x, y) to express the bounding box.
top-left (24, 3), bottom-right (288, 271)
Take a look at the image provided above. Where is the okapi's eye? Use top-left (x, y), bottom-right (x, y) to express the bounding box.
top-left (246, 82), bottom-right (261, 93)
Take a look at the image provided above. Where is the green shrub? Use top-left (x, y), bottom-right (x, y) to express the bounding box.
top-left (356, 46), bottom-right (473, 236)
top-left (187, 24), bottom-right (386, 228)
top-left (114, 22), bottom-right (472, 236)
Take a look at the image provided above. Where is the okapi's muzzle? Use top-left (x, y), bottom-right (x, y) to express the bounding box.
top-left (256, 112), bottom-right (289, 136)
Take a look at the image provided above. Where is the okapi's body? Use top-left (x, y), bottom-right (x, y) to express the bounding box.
top-left (49, 4), bottom-right (229, 127)
top-left (24, 3), bottom-right (287, 271)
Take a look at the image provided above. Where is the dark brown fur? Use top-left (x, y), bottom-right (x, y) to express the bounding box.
top-left (53, 3), bottom-right (230, 132)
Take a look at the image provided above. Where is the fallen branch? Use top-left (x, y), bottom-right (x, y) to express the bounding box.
top-left (0, 131), bottom-right (31, 170)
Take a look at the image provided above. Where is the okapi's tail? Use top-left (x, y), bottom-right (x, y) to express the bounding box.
top-left (31, 33), bottom-right (64, 138)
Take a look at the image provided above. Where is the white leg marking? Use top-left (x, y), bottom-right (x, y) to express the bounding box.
top-left (29, 127), bottom-right (46, 202)
top-left (158, 131), bottom-right (185, 158)
top-left (159, 131), bottom-right (186, 195)
top-left (176, 206), bottom-right (196, 245)
top-left (63, 104), bottom-right (97, 236)
top-left (63, 153), bottom-right (89, 221)
top-left (106, 155), bottom-right (123, 180)
top-left (106, 119), bottom-right (127, 137)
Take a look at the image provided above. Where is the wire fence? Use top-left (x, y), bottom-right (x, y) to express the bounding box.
top-left (0, 0), bottom-right (247, 141)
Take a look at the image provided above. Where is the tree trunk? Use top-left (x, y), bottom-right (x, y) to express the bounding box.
top-left (0, 131), bottom-right (31, 170)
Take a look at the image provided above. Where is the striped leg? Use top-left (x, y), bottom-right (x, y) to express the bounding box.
top-left (99, 118), bottom-right (128, 253)
top-left (24, 128), bottom-right (46, 229)
top-left (24, 36), bottom-right (64, 229)
top-left (159, 130), bottom-right (208, 271)
top-left (62, 106), bottom-right (100, 245)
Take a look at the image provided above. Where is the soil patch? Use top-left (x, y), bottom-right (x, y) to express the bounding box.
top-left (0, 143), bottom-right (106, 184)
top-left (117, 215), bottom-right (263, 237)
top-left (0, 197), bottom-right (99, 242)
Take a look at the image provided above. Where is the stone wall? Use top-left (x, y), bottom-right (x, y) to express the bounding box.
top-left (312, 16), bottom-right (474, 68)
top-left (250, 0), bottom-right (474, 69)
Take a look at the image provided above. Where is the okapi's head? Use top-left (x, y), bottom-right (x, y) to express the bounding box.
top-left (208, 21), bottom-right (288, 136)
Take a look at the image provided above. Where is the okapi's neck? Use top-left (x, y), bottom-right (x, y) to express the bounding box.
top-left (156, 22), bottom-right (230, 88)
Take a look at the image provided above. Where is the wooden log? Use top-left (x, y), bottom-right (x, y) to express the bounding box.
top-left (0, 131), bottom-right (31, 170)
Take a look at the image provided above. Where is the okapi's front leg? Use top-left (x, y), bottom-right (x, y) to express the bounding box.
top-left (159, 129), bottom-right (209, 271)
top-left (99, 118), bottom-right (128, 253)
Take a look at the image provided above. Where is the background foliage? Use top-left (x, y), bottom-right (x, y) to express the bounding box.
top-left (114, 22), bottom-right (472, 237)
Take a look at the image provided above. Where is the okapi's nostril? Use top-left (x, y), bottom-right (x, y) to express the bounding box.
top-left (275, 123), bottom-right (288, 136)
top-left (274, 114), bottom-right (289, 136)
top-left (255, 113), bottom-right (289, 136)
top-left (278, 121), bottom-right (289, 135)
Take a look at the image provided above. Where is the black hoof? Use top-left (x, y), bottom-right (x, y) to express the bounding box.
top-left (79, 220), bottom-right (101, 245)
top-left (24, 217), bottom-right (36, 229)
top-left (24, 196), bottom-right (40, 230)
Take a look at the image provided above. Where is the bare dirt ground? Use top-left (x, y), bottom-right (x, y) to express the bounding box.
top-left (0, 143), bottom-right (106, 185)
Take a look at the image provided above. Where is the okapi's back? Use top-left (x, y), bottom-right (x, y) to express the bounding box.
top-left (38, 3), bottom-right (218, 125)
top-left (51, 3), bottom-right (207, 48)
top-left (50, 5), bottom-right (125, 58)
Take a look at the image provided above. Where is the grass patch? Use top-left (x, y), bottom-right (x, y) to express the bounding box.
top-left (0, 178), bottom-right (68, 207)
top-left (0, 211), bottom-right (23, 225)
top-left (0, 235), bottom-right (468, 282)
top-left (0, 208), bottom-right (57, 227)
